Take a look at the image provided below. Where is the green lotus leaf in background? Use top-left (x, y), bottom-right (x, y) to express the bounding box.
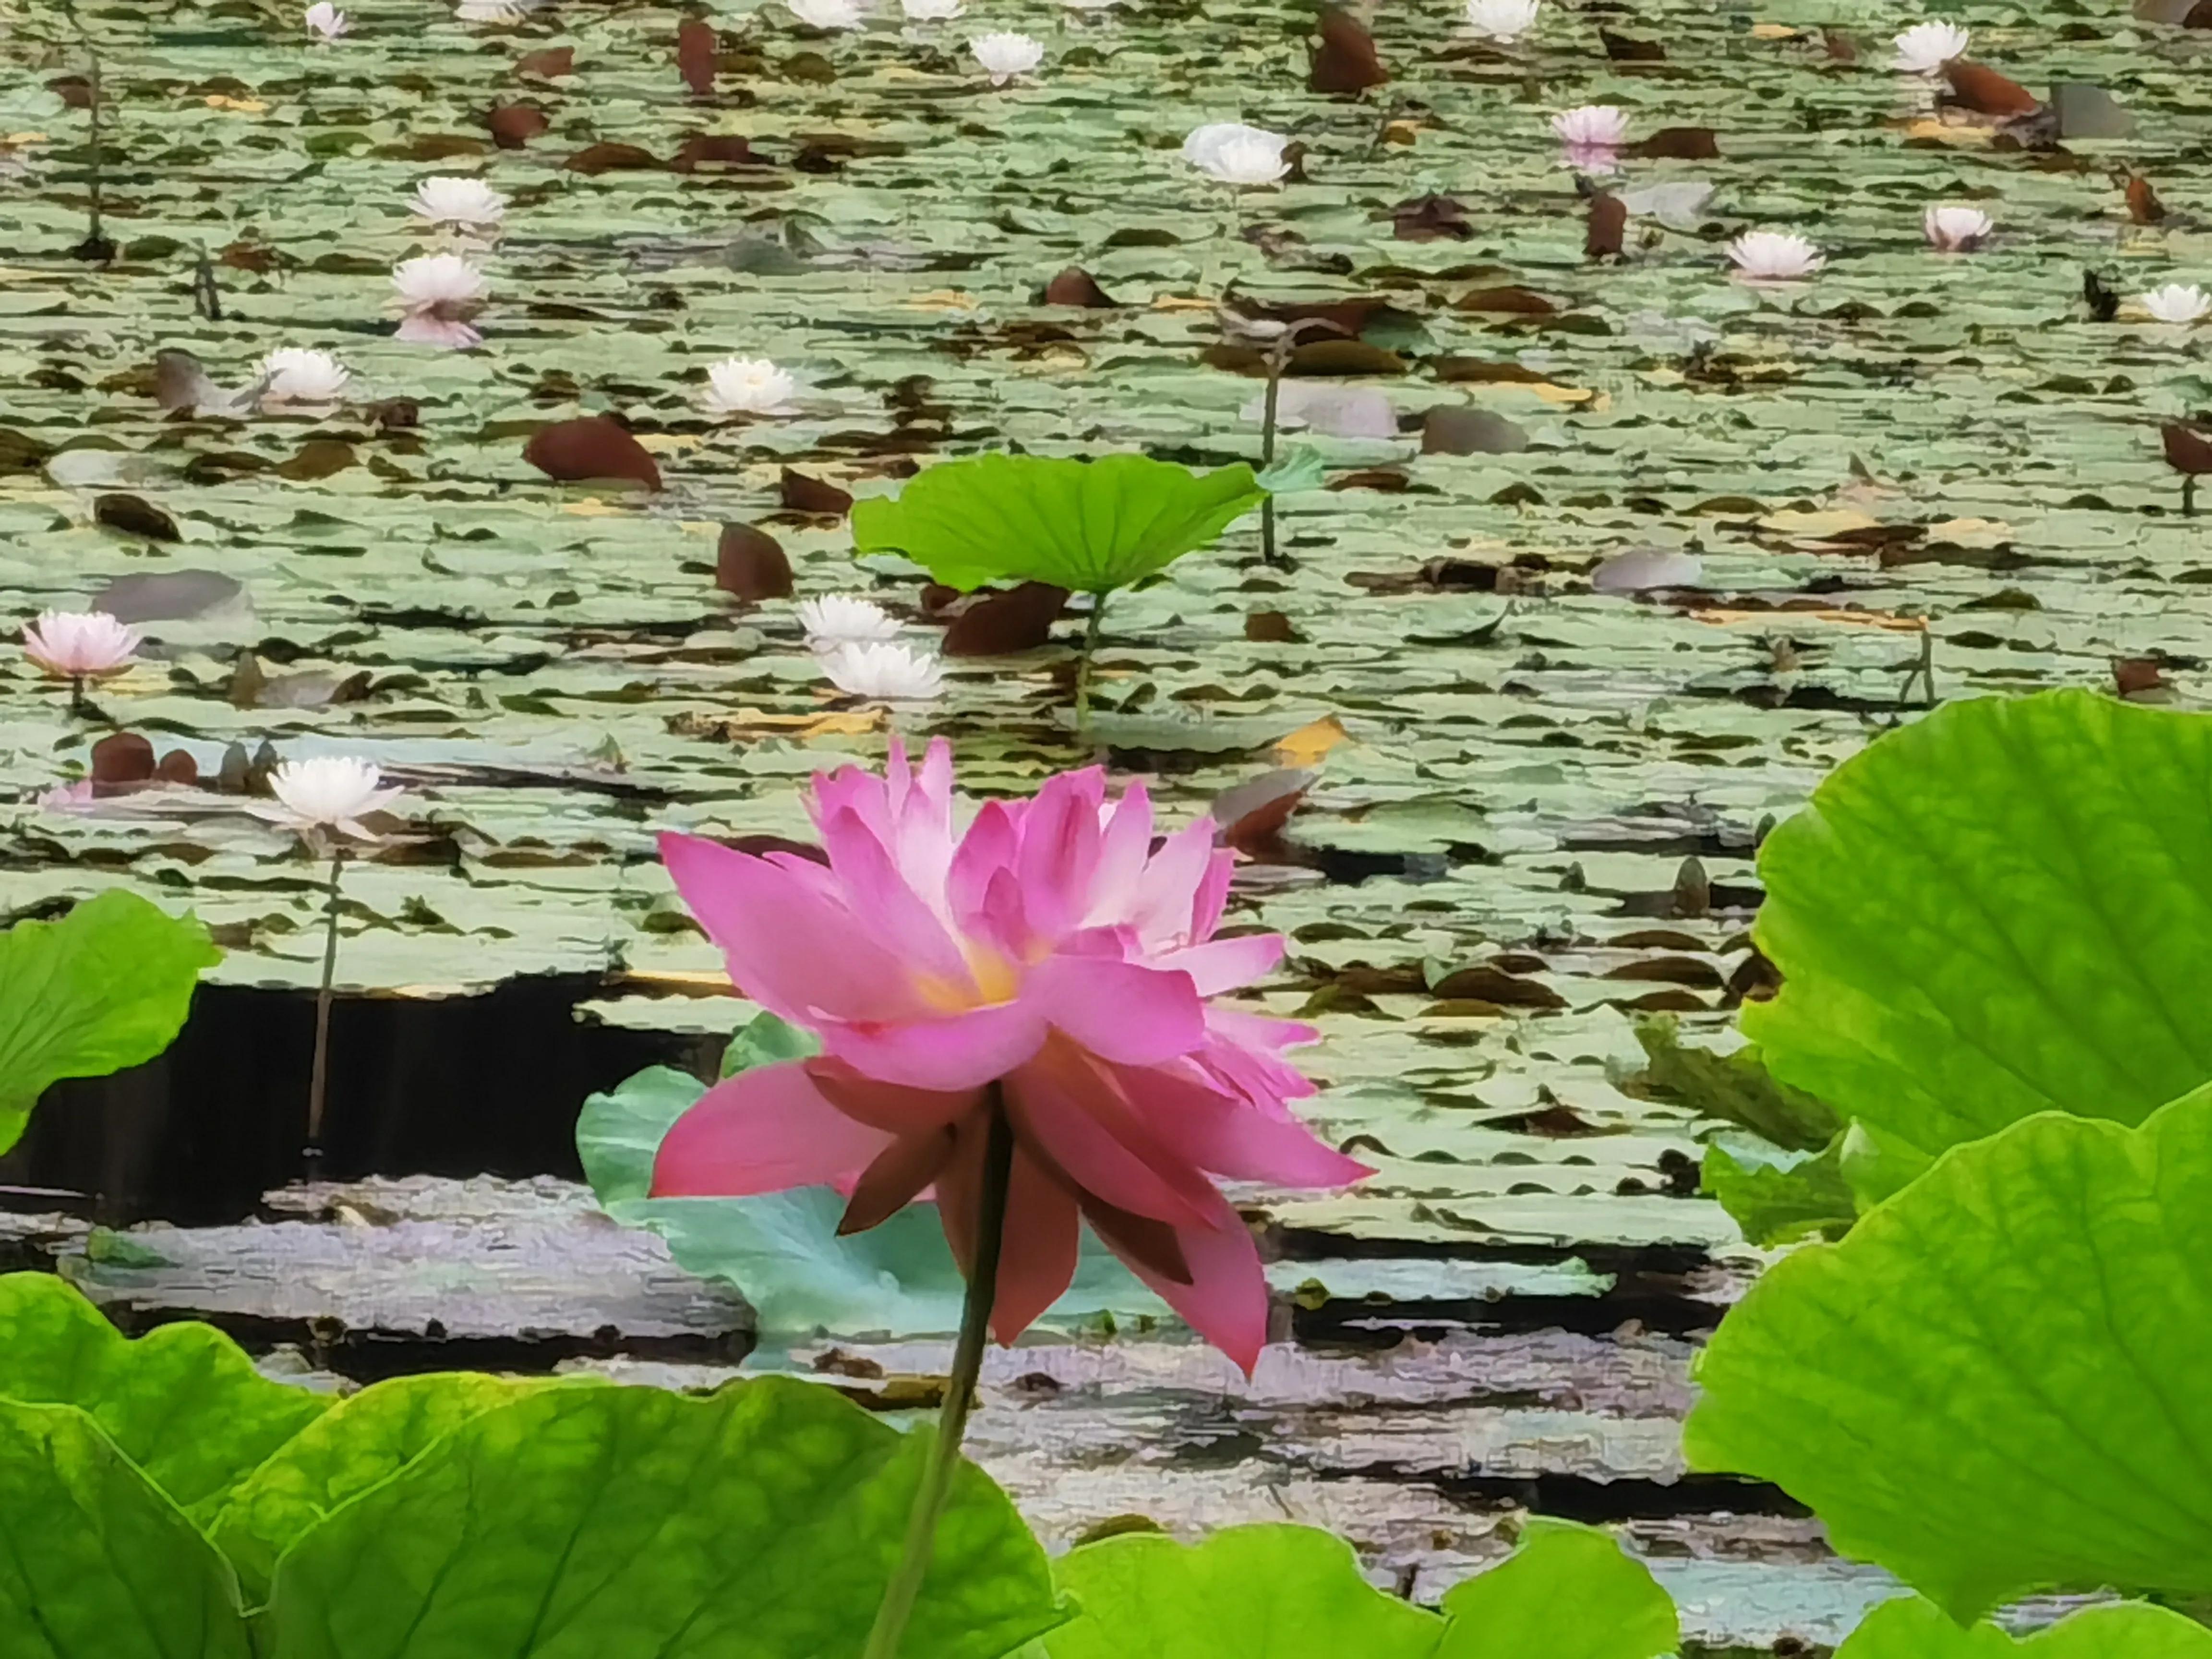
top-left (1698, 1138), bottom-right (1855, 1248)
top-left (0, 1273), bottom-right (329, 1521)
top-left (266, 1378), bottom-right (1063, 1659)
top-left (1434, 1517), bottom-right (1678, 1659)
top-left (850, 452), bottom-right (1265, 594)
top-left (1834, 1597), bottom-right (2212, 1659)
top-left (1684, 1084), bottom-right (2212, 1621)
top-left (0, 1399), bottom-right (253, 1659)
top-left (1043, 1524), bottom-right (1444, 1658)
top-left (0, 888), bottom-right (221, 1153)
top-left (210, 1372), bottom-right (542, 1603)
top-left (1745, 689), bottom-right (2212, 1156)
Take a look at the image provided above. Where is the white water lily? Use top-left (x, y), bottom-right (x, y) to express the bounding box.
top-left (260, 347), bottom-right (352, 405)
top-left (788, 0), bottom-right (866, 29)
top-left (971, 30), bottom-right (1044, 84)
top-left (1464, 0), bottom-right (1540, 42)
top-left (410, 175), bottom-right (507, 229)
top-left (901, 0), bottom-right (962, 18)
top-left (702, 356), bottom-right (803, 418)
top-left (1183, 122), bottom-right (1290, 187)
top-left (1923, 204), bottom-right (1993, 252)
top-left (1725, 229), bottom-right (1823, 281)
top-left (817, 640), bottom-right (944, 701)
top-left (21, 610), bottom-right (140, 679)
top-left (2139, 283), bottom-right (2212, 324)
top-left (305, 2), bottom-right (349, 39)
top-left (797, 594), bottom-right (903, 645)
top-left (391, 252), bottom-right (488, 348)
top-left (1892, 20), bottom-right (1969, 73)
top-left (1551, 105), bottom-right (1628, 148)
top-left (255, 756), bottom-right (406, 840)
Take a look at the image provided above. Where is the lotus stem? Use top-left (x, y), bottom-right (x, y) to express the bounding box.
top-left (1073, 590), bottom-right (1108, 729)
top-left (2186, 475), bottom-right (2197, 518)
top-left (1260, 343), bottom-right (1286, 568)
top-left (304, 846), bottom-right (348, 1163)
top-left (67, 675), bottom-right (88, 718)
top-left (860, 1092), bottom-right (1014, 1659)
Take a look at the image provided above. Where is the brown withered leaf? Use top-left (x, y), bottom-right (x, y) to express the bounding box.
top-left (919, 583), bottom-right (964, 620)
top-left (227, 655), bottom-right (373, 710)
top-left (516, 46), bottom-right (575, 78)
top-left (522, 416), bottom-right (663, 491)
top-left (2113, 657), bottom-right (2166, 697)
top-left (486, 102), bottom-right (551, 147)
top-left (1392, 193), bottom-right (1473, 241)
top-left (1627, 127), bottom-right (1720, 160)
top-left (1822, 28), bottom-right (1859, 61)
top-left (1423, 408), bottom-right (1528, 455)
top-left (716, 523), bottom-right (793, 601)
top-left (1430, 964), bottom-right (1567, 1009)
top-left (1600, 27), bottom-right (1664, 59)
top-left (2125, 172), bottom-right (2167, 223)
top-left (1202, 340), bottom-right (1407, 377)
top-left (154, 750), bottom-right (199, 785)
top-left (780, 468), bottom-right (853, 516)
top-left (1586, 192), bottom-right (1627, 258)
top-left (1044, 266), bottom-right (1118, 307)
top-left (942, 583), bottom-right (1068, 655)
top-left (274, 439), bottom-right (358, 481)
top-left (219, 241), bottom-right (280, 273)
top-left (94, 493), bottom-right (181, 541)
top-left (672, 134), bottom-right (759, 170)
top-left (567, 142), bottom-right (661, 174)
top-left (1944, 60), bottom-right (2040, 116)
top-left (1454, 285), bottom-right (1555, 315)
top-left (677, 18), bottom-right (718, 94)
top-left (1245, 610), bottom-right (1298, 643)
top-left (1212, 769), bottom-right (1312, 856)
top-left (91, 733), bottom-right (156, 788)
top-left (2163, 423), bottom-right (2212, 474)
top-left (1310, 10), bottom-right (1388, 93)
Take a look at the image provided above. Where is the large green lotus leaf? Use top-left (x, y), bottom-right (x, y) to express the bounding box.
top-left (849, 453), bottom-right (1266, 593)
top-left (1838, 1597), bottom-right (2212, 1659)
top-left (0, 1273), bottom-right (329, 1520)
top-left (577, 1063), bottom-right (1166, 1343)
top-left (1043, 1524), bottom-right (1444, 1658)
top-left (211, 1373), bottom-right (541, 1604)
top-left (0, 1398), bottom-right (253, 1659)
top-left (1434, 1518), bottom-right (1677, 1659)
top-left (0, 889), bottom-right (221, 1153)
top-left (1745, 690), bottom-right (2212, 1154)
top-left (1684, 1084), bottom-right (2212, 1621)
top-left (265, 1378), bottom-right (1062, 1659)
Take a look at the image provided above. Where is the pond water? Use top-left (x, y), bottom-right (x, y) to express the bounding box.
top-left (0, 0), bottom-right (2203, 1639)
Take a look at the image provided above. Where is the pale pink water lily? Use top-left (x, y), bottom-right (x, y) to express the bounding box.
top-left (1551, 104), bottom-right (1627, 172)
top-left (250, 756), bottom-right (406, 840)
top-left (410, 175), bottom-right (507, 230)
top-left (971, 30), bottom-right (1044, 84)
top-left (305, 2), bottom-right (349, 39)
top-left (798, 594), bottom-right (903, 645)
top-left (1726, 229), bottom-right (1823, 281)
top-left (1923, 204), bottom-right (1992, 252)
top-left (817, 639), bottom-right (944, 701)
top-left (651, 742), bottom-right (1370, 1370)
top-left (391, 252), bottom-right (487, 348)
top-left (1182, 122), bottom-right (1290, 187)
top-left (788, 0), bottom-right (866, 29)
top-left (1892, 20), bottom-right (1968, 73)
top-left (22, 610), bottom-right (141, 679)
top-left (260, 347), bottom-right (351, 405)
top-left (1464, 0), bottom-right (1539, 42)
top-left (2138, 283), bottom-right (2211, 325)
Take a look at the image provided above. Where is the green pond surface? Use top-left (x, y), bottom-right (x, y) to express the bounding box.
top-left (0, 0), bottom-right (2204, 1346)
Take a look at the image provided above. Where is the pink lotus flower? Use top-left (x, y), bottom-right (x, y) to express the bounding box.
top-left (652, 740), bottom-right (1370, 1372)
